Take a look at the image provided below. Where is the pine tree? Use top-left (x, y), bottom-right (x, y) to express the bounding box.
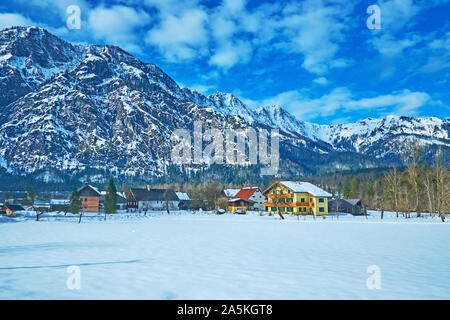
top-left (104, 178), bottom-right (118, 216)
top-left (69, 189), bottom-right (82, 214)
top-left (349, 177), bottom-right (359, 198)
top-left (27, 186), bottom-right (36, 206)
top-left (343, 177), bottom-right (351, 198)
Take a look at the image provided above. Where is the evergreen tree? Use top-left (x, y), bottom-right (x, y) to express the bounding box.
top-left (104, 178), bottom-right (118, 215)
top-left (69, 189), bottom-right (82, 214)
top-left (27, 186), bottom-right (36, 206)
top-left (342, 177), bottom-right (351, 198)
top-left (349, 177), bottom-right (359, 198)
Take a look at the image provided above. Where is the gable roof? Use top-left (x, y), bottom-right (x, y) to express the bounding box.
top-left (78, 184), bottom-right (101, 196)
top-left (223, 189), bottom-right (240, 198)
top-left (264, 181), bottom-right (332, 197)
top-left (129, 188), bottom-right (179, 202)
top-left (344, 199), bottom-right (362, 206)
top-left (3, 204), bottom-right (25, 211)
top-left (175, 192), bottom-right (190, 201)
top-left (233, 187), bottom-right (259, 200)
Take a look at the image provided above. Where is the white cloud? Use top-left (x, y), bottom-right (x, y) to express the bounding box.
top-left (145, 9), bottom-right (208, 61)
top-left (253, 88), bottom-right (438, 121)
top-left (313, 77), bottom-right (329, 85)
top-left (377, 0), bottom-right (421, 30)
top-left (209, 40), bottom-right (252, 69)
top-left (0, 13), bottom-right (34, 30)
top-left (276, 0), bottom-right (354, 75)
top-left (369, 32), bottom-right (422, 57)
top-left (88, 5), bottom-right (151, 53)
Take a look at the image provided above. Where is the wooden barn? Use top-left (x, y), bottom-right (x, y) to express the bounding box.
top-left (328, 198), bottom-right (364, 215)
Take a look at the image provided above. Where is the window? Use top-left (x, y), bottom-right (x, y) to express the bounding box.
top-left (271, 207), bottom-right (277, 212)
top-left (272, 190), bottom-right (276, 194)
top-left (310, 198), bottom-right (313, 202)
top-left (287, 207), bottom-right (293, 212)
top-left (319, 198), bottom-right (324, 203)
top-left (287, 190), bottom-right (291, 193)
top-left (301, 198), bottom-right (305, 203)
top-left (279, 207), bottom-right (285, 212)
top-left (319, 207), bottom-right (325, 212)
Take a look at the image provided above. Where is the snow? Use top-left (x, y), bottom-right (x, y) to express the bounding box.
top-left (1, 210), bottom-right (449, 300)
top-left (279, 181), bottom-right (332, 197)
top-left (175, 192), bottom-right (190, 201)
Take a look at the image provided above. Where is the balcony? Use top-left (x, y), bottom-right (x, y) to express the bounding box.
top-left (268, 193), bottom-right (294, 199)
top-left (264, 202), bottom-right (314, 207)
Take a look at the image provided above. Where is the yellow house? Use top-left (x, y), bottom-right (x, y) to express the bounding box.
top-left (263, 181), bottom-right (331, 216)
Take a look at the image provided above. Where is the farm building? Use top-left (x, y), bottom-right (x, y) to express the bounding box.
top-left (328, 198), bottom-right (364, 215)
top-left (126, 187), bottom-right (180, 212)
top-left (231, 187), bottom-right (266, 211)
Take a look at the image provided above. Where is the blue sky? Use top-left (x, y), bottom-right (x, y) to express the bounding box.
top-left (1, 0), bottom-right (449, 124)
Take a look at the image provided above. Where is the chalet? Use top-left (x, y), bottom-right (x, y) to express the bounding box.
top-left (232, 187), bottom-right (266, 210)
top-left (263, 181), bottom-right (332, 216)
top-left (0, 204), bottom-right (25, 215)
top-left (328, 198), bottom-right (363, 215)
top-left (78, 184), bottom-right (101, 212)
top-left (126, 186), bottom-right (180, 211)
top-left (228, 198), bottom-right (255, 214)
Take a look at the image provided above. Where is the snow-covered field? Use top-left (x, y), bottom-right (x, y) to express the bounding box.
top-left (1, 210), bottom-right (449, 300)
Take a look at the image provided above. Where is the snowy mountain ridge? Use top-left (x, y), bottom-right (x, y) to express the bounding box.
top-left (0, 26), bottom-right (448, 179)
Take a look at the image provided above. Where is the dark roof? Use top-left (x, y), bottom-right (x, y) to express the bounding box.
top-left (129, 188), bottom-right (179, 202)
top-left (78, 184), bottom-right (101, 197)
top-left (4, 204), bottom-right (25, 211)
top-left (328, 199), bottom-right (361, 209)
top-left (345, 199), bottom-right (362, 206)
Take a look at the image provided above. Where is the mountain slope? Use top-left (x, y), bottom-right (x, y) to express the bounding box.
top-left (0, 26), bottom-right (448, 182)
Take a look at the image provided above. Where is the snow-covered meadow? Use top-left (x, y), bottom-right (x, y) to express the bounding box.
top-left (1, 210), bottom-right (449, 300)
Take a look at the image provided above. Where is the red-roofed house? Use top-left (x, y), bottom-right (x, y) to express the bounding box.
top-left (228, 187), bottom-right (266, 212)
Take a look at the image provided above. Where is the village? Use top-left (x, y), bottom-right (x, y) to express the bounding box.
top-left (0, 180), bottom-right (367, 219)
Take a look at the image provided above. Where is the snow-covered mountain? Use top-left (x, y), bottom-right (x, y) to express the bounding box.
top-left (0, 26), bottom-right (448, 180)
top-left (255, 105), bottom-right (449, 162)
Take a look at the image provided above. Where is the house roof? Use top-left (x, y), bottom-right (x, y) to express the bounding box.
top-left (78, 184), bottom-right (101, 196)
top-left (344, 199), bottom-right (362, 206)
top-left (50, 199), bottom-right (70, 205)
top-left (264, 181), bottom-right (332, 197)
top-left (233, 187), bottom-right (259, 200)
top-left (4, 204), bottom-right (25, 211)
top-left (129, 188), bottom-right (179, 202)
top-left (175, 192), bottom-right (190, 201)
top-left (223, 189), bottom-right (240, 198)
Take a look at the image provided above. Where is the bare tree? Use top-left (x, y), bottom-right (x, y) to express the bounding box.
top-left (384, 167), bottom-right (401, 218)
top-left (406, 143), bottom-right (423, 217)
top-left (423, 166), bottom-right (435, 217)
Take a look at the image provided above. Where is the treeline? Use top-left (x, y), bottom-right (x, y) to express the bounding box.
top-left (310, 146), bottom-right (449, 221)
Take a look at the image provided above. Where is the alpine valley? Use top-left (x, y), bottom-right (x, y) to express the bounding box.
top-left (0, 26), bottom-right (449, 187)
